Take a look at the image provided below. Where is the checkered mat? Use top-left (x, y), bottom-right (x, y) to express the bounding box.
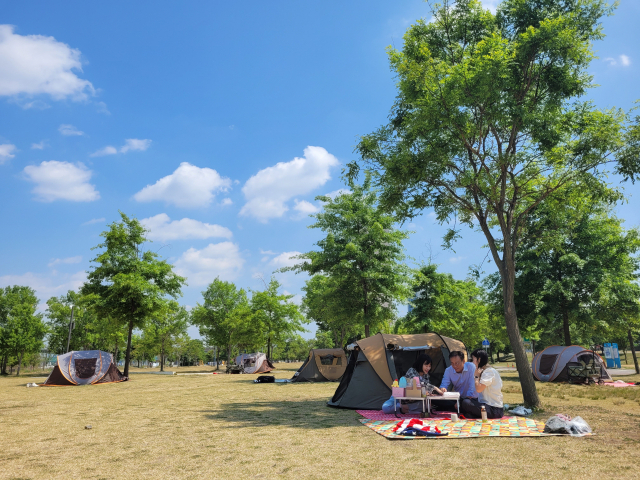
top-left (359, 417), bottom-right (588, 439)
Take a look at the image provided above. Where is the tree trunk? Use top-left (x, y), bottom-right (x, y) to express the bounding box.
top-left (628, 329), bottom-right (640, 375)
top-left (160, 343), bottom-right (165, 372)
top-left (1, 353), bottom-right (7, 375)
top-left (16, 351), bottom-right (24, 376)
top-left (124, 318), bottom-right (134, 377)
top-left (561, 297), bottom-right (571, 346)
top-left (227, 344), bottom-right (232, 370)
top-left (502, 257), bottom-right (540, 408)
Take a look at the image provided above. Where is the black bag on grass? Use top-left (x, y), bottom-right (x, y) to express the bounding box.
top-left (254, 375), bottom-right (275, 383)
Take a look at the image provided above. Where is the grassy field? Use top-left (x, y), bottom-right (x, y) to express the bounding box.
top-left (1, 363), bottom-right (640, 480)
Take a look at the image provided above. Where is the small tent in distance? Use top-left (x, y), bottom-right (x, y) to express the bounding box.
top-left (328, 332), bottom-right (466, 410)
top-left (234, 352), bottom-right (275, 374)
top-left (41, 350), bottom-right (128, 386)
top-left (292, 348), bottom-right (347, 382)
top-left (532, 345), bottom-right (612, 383)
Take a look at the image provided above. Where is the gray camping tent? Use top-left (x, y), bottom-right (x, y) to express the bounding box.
top-left (291, 348), bottom-right (347, 382)
top-left (41, 350), bottom-right (127, 386)
top-left (328, 332), bottom-right (467, 410)
top-left (531, 345), bottom-right (612, 383)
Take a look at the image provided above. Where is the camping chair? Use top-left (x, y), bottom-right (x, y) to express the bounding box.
top-left (567, 354), bottom-right (605, 385)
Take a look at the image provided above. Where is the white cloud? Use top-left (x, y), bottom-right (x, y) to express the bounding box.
top-left (90, 139), bottom-right (151, 157)
top-left (292, 199), bottom-right (320, 219)
top-left (481, 0), bottom-right (499, 13)
top-left (134, 162), bottom-right (231, 208)
top-left (31, 140), bottom-right (47, 150)
top-left (90, 145), bottom-right (117, 157)
top-left (0, 25), bottom-right (95, 101)
top-left (48, 256), bottom-right (82, 267)
top-left (325, 188), bottom-right (351, 199)
top-left (449, 256), bottom-right (466, 264)
top-left (0, 143), bottom-right (16, 164)
top-left (240, 146), bottom-right (339, 222)
top-left (0, 270), bottom-right (86, 308)
top-left (269, 251), bottom-right (303, 269)
top-left (82, 217), bottom-right (105, 225)
top-left (120, 138), bottom-right (151, 153)
top-left (220, 198), bottom-right (233, 206)
top-left (174, 242), bottom-right (245, 285)
top-left (23, 160), bottom-right (99, 202)
top-left (58, 124), bottom-right (84, 136)
top-left (140, 213), bottom-right (232, 242)
top-left (605, 55), bottom-right (632, 67)
top-left (260, 249), bottom-right (277, 255)
top-left (96, 101), bottom-right (110, 115)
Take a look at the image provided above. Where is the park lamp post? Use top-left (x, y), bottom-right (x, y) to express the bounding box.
top-left (65, 306), bottom-right (75, 353)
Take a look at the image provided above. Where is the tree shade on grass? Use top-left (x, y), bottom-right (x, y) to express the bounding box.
top-left (347, 0), bottom-right (640, 407)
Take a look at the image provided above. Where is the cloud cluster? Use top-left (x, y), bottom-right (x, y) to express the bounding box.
top-left (58, 124), bottom-right (84, 136)
top-left (31, 140), bottom-right (47, 150)
top-left (174, 242), bottom-right (245, 285)
top-left (269, 251), bottom-right (303, 268)
top-left (23, 161), bottom-right (99, 202)
top-left (0, 25), bottom-right (95, 101)
top-left (604, 55), bottom-right (631, 67)
top-left (141, 213), bottom-right (232, 242)
top-left (48, 256), bottom-right (82, 267)
top-left (134, 162), bottom-right (231, 208)
top-left (90, 138), bottom-right (152, 157)
top-left (0, 143), bottom-right (16, 164)
top-left (240, 146), bottom-right (339, 222)
top-left (0, 270), bottom-right (87, 309)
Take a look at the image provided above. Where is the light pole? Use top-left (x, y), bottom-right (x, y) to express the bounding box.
top-left (65, 306), bottom-right (75, 353)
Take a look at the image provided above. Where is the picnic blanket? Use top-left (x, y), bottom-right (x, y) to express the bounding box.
top-left (359, 416), bottom-right (578, 440)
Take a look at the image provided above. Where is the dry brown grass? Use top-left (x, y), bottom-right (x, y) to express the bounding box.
top-left (1, 364), bottom-right (640, 480)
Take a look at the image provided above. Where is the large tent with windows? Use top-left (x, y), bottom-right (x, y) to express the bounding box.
top-left (531, 345), bottom-right (612, 383)
top-left (327, 333), bottom-right (467, 410)
top-left (40, 350), bottom-right (128, 386)
top-left (291, 348), bottom-right (347, 382)
top-left (234, 352), bottom-right (275, 374)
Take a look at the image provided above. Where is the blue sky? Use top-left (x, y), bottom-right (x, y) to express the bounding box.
top-left (1, 0), bottom-right (639, 340)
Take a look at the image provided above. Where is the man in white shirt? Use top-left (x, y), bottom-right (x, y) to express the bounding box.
top-left (460, 349), bottom-right (504, 419)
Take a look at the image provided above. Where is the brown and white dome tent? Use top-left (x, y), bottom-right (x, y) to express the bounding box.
top-left (328, 333), bottom-right (467, 410)
top-left (291, 348), bottom-right (347, 382)
top-left (531, 345), bottom-right (612, 383)
top-left (234, 352), bottom-right (275, 374)
top-left (41, 350), bottom-right (128, 386)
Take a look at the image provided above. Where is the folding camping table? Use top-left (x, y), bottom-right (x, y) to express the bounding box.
top-left (426, 392), bottom-right (460, 415)
top-left (393, 396), bottom-right (428, 417)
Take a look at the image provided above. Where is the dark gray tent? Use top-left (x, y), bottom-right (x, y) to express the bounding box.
top-left (328, 333), bottom-right (467, 410)
top-left (291, 348), bottom-right (347, 382)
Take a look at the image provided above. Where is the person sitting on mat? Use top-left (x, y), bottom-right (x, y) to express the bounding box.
top-left (430, 350), bottom-right (477, 411)
top-left (460, 349), bottom-right (504, 419)
top-left (381, 354), bottom-right (443, 414)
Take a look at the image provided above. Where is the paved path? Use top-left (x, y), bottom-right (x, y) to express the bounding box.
top-left (609, 369), bottom-right (638, 376)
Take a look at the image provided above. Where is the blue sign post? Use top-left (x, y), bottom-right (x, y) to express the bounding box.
top-left (482, 338), bottom-right (490, 348)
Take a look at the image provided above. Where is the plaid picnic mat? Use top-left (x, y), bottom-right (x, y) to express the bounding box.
top-left (359, 416), bottom-right (577, 440)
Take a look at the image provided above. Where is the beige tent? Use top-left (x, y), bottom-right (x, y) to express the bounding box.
top-left (234, 352), bottom-right (275, 374)
top-left (328, 333), bottom-right (467, 410)
top-left (292, 348), bottom-right (347, 382)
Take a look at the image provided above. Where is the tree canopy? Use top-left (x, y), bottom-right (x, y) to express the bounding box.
top-left (347, 0), bottom-right (640, 407)
top-left (81, 212), bottom-right (186, 376)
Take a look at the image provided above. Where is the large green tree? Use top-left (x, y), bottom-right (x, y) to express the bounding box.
top-left (250, 278), bottom-right (305, 359)
top-left (402, 264), bottom-right (489, 348)
top-left (81, 212), bottom-right (186, 376)
top-left (0, 286), bottom-right (47, 376)
top-left (301, 274), bottom-right (362, 348)
top-left (287, 178), bottom-right (411, 338)
top-left (45, 290), bottom-right (94, 354)
top-left (143, 301), bottom-right (188, 372)
top-left (348, 0), bottom-right (640, 406)
top-left (191, 278), bottom-right (259, 368)
top-left (486, 198), bottom-right (640, 348)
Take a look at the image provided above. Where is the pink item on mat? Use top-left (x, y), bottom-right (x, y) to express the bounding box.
top-left (602, 382), bottom-right (637, 387)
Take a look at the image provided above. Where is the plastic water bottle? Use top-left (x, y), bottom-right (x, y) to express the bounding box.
top-left (481, 405), bottom-right (487, 423)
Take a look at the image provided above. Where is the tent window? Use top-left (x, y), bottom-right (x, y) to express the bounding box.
top-left (319, 355), bottom-right (341, 366)
top-left (538, 354), bottom-right (558, 375)
top-left (75, 358), bottom-right (97, 379)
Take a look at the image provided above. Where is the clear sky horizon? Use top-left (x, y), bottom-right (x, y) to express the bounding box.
top-left (2, 0), bottom-right (639, 341)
